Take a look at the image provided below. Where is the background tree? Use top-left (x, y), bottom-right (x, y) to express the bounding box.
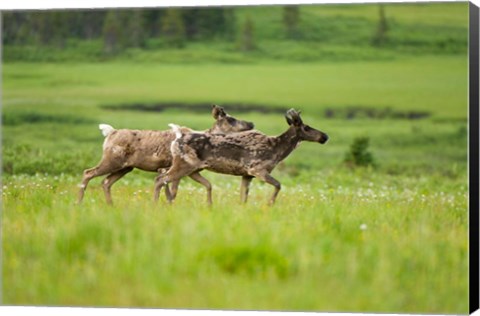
top-left (103, 10), bottom-right (122, 54)
top-left (124, 9), bottom-right (147, 48)
top-left (79, 10), bottom-right (106, 40)
top-left (283, 6), bottom-right (301, 39)
top-left (144, 9), bottom-right (164, 38)
top-left (182, 8), bottom-right (201, 40)
top-left (222, 8), bottom-right (237, 42)
top-left (3, 12), bottom-right (34, 45)
top-left (161, 9), bottom-right (186, 48)
top-left (372, 4), bottom-right (388, 46)
top-left (49, 11), bottom-right (70, 48)
top-left (196, 8), bottom-right (230, 40)
top-left (28, 11), bottom-right (70, 47)
top-left (238, 15), bottom-right (256, 52)
top-left (181, 7), bottom-right (235, 41)
top-left (31, 12), bottom-right (52, 46)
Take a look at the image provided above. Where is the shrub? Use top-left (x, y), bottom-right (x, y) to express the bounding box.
top-left (344, 136), bottom-right (376, 168)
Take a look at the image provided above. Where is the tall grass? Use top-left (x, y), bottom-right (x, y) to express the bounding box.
top-left (2, 170), bottom-right (468, 313)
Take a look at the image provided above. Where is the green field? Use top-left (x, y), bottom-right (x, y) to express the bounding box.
top-left (1, 2), bottom-right (470, 314)
top-left (3, 170), bottom-right (468, 312)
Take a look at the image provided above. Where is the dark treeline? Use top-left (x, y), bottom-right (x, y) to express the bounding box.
top-left (4, 5), bottom-right (465, 62)
top-left (3, 7), bottom-right (241, 52)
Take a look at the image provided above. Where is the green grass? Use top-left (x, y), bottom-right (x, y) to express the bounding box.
top-left (3, 55), bottom-right (468, 119)
top-left (302, 2), bottom-right (468, 27)
top-left (1, 3), bottom-right (470, 310)
top-left (235, 3), bottom-right (467, 45)
top-left (1, 108), bottom-right (468, 313)
top-left (1, 55), bottom-right (469, 177)
top-left (1, 111), bottom-right (467, 177)
top-left (2, 170), bottom-right (468, 313)
top-left (2, 54), bottom-right (469, 312)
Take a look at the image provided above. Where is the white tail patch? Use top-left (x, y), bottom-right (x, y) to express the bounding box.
top-left (99, 124), bottom-right (115, 137)
top-left (168, 123), bottom-right (183, 155)
top-left (168, 123), bottom-right (183, 139)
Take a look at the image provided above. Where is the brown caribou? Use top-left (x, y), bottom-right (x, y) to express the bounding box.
top-left (154, 109), bottom-right (328, 205)
top-left (77, 105), bottom-right (254, 204)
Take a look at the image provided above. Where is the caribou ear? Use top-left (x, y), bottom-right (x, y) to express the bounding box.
top-left (285, 111), bottom-right (294, 125)
top-left (286, 109), bottom-right (303, 126)
top-left (212, 104), bottom-right (226, 119)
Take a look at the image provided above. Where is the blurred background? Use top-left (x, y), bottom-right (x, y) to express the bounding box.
top-left (2, 3), bottom-right (468, 62)
top-left (2, 2), bottom-right (469, 178)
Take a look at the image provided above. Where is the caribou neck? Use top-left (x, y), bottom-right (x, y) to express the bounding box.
top-left (272, 126), bottom-right (300, 163)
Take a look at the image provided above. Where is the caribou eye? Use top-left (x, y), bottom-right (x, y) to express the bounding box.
top-left (304, 126), bottom-right (312, 131)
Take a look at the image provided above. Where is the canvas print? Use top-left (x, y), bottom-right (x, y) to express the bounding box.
top-left (1, 2), bottom-right (470, 314)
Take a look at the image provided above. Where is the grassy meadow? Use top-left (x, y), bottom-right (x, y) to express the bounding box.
top-left (1, 2), bottom-right (470, 314)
